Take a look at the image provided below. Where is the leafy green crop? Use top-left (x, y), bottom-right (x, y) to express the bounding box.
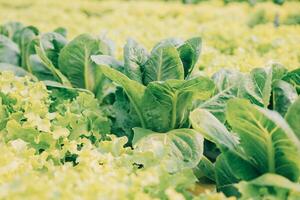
top-left (198, 63), bottom-right (299, 124)
top-left (0, 21), bottom-right (300, 200)
top-left (0, 71), bottom-right (220, 199)
top-left (0, 22), bottom-right (115, 102)
top-left (91, 37), bottom-right (214, 141)
top-left (236, 174), bottom-right (300, 199)
top-left (190, 98), bottom-right (300, 197)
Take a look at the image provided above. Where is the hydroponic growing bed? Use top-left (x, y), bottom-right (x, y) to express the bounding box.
top-left (0, 0), bottom-right (300, 199)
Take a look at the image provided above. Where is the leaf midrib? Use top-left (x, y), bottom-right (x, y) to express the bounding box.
top-left (156, 49), bottom-right (163, 81)
top-left (84, 46), bottom-right (90, 90)
top-left (247, 111), bottom-right (277, 173)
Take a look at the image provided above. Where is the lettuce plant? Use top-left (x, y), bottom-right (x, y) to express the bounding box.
top-left (190, 98), bottom-right (300, 197)
top-left (198, 63), bottom-right (299, 123)
top-left (0, 22), bottom-right (114, 100)
top-left (91, 37), bottom-right (214, 140)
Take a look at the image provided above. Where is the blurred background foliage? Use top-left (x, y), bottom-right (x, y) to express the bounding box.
top-left (1, 0), bottom-right (299, 74)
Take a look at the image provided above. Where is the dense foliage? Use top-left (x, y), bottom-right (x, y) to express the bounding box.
top-left (1, 0), bottom-right (300, 73)
top-left (0, 0), bottom-right (299, 199)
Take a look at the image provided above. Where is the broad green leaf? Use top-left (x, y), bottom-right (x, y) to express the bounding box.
top-left (236, 174), bottom-right (300, 200)
top-left (283, 68), bottom-right (300, 94)
top-left (177, 76), bottom-right (215, 100)
top-left (132, 127), bottom-right (154, 145)
top-left (190, 108), bottom-right (259, 181)
top-left (193, 156), bottom-right (215, 182)
top-left (215, 154), bottom-right (240, 197)
top-left (270, 63), bottom-right (288, 81)
top-left (242, 67), bottom-right (273, 107)
top-left (111, 88), bottom-right (141, 141)
top-left (13, 26), bottom-right (39, 69)
top-left (97, 35), bottom-right (115, 56)
top-left (134, 128), bottom-right (203, 173)
top-left (177, 37), bottom-right (202, 78)
top-left (143, 46), bottom-right (184, 85)
top-left (91, 55), bottom-right (123, 71)
top-left (198, 69), bottom-right (242, 123)
top-left (227, 98), bottom-right (300, 181)
top-left (39, 32), bottom-right (67, 67)
top-left (53, 27), bottom-right (67, 37)
top-left (285, 97), bottom-right (300, 139)
top-left (58, 34), bottom-right (110, 91)
top-left (92, 64), bottom-right (147, 128)
top-left (28, 54), bottom-right (58, 81)
top-left (272, 80), bottom-right (298, 116)
top-left (223, 150), bottom-right (260, 181)
top-left (190, 108), bottom-right (238, 151)
top-left (0, 22), bottom-right (24, 39)
top-left (0, 35), bottom-right (20, 66)
top-left (43, 80), bottom-right (93, 95)
top-left (143, 77), bottom-right (214, 132)
top-left (91, 54), bottom-right (124, 100)
top-left (124, 38), bottom-right (149, 83)
top-left (151, 38), bottom-right (183, 52)
top-left (35, 46), bottom-right (72, 87)
top-left (0, 63), bottom-right (32, 77)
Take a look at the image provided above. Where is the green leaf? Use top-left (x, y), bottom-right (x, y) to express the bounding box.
top-left (151, 38), bottom-right (183, 52)
top-left (190, 107), bottom-right (259, 181)
top-left (0, 35), bottom-right (20, 66)
top-left (270, 63), bottom-right (288, 81)
top-left (90, 55), bottom-right (123, 71)
top-left (190, 108), bottom-right (238, 151)
top-left (39, 32), bottom-right (67, 67)
top-left (283, 68), bottom-right (300, 94)
top-left (226, 98), bottom-right (300, 181)
top-left (0, 63), bottom-right (32, 77)
top-left (177, 37), bottom-right (202, 78)
top-left (223, 150), bottom-right (260, 181)
top-left (198, 69), bottom-right (242, 123)
top-left (143, 77), bottom-right (214, 132)
top-left (0, 22), bottom-right (24, 39)
top-left (58, 34), bottom-right (110, 91)
top-left (143, 46), bottom-right (184, 85)
top-left (124, 38), bottom-right (149, 83)
top-left (285, 97), bottom-right (300, 140)
top-left (53, 27), bottom-right (67, 37)
top-left (193, 156), bottom-right (215, 182)
top-left (43, 80), bottom-right (93, 95)
top-left (35, 45), bottom-right (71, 87)
top-left (110, 88), bottom-right (141, 141)
top-left (272, 80), bottom-right (298, 116)
top-left (28, 54), bottom-right (57, 81)
top-left (236, 174), bottom-right (300, 200)
top-left (5, 120), bottom-right (55, 151)
top-left (132, 127), bottom-right (160, 145)
top-left (215, 154), bottom-right (240, 197)
top-left (13, 26), bottom-right (39, 69)
top-left (134, 128), bottom-right (203, 173)
top-left (92, 64), bottom-right (147, 128)
top-left (242, 67), bottom-right (273, 107)
top-left (90, 54), bottom-right (124, 99)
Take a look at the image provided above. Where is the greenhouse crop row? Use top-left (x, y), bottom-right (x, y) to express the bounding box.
top-left (0, 20), bottom-right (299, 199)
top-left (1, 0), bottom-right (300, 73)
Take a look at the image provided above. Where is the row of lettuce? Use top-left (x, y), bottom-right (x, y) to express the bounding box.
top-left (0, 22), bottom-right (300, 199)
top-left (1, 1), bottom-right (300, 73)
top-left (172, 0), bottom-right (286, 5)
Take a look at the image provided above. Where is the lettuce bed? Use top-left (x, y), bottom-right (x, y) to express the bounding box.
top-left (0, 0), bottom-right (300, 73)
top-left (0, 72), bottom-right (229, 199)
top-left (0, 1), bottom-right (300, 199)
